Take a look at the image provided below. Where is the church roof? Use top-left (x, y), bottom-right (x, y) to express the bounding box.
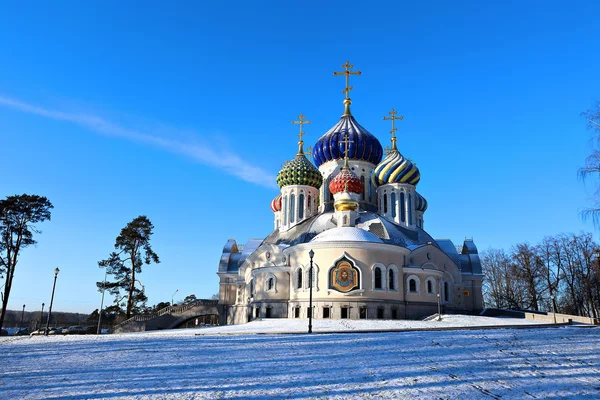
top-left (263, 211), bottom-right (436, 248)
top-left (311, 227), bottom-right (383, 243)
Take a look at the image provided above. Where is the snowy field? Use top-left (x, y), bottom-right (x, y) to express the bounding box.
top-left (1, 316), bottom-right (599, 399)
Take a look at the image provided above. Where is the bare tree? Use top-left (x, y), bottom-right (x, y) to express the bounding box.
top-left (579, 102), bottom-right (600, 226)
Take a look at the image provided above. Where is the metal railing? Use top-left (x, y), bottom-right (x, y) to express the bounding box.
top-left (115, 299), bottom-right (219, 329)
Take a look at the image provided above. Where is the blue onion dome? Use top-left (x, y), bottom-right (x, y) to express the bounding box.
top-left (415, 191), bottom-right (428, 212)
top-left (372, 149), bottom-right (421, 187)
top-left (312, 114), bottom-right (383, 168)
top-left (276, 151), bottom-right (323, 189)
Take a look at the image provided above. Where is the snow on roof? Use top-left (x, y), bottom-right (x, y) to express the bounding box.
top-left (310, 227), bottom-right (383, 243)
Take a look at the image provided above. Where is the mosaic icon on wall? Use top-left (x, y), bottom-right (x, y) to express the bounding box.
top-left (329, 256), bottom-right (360, 293)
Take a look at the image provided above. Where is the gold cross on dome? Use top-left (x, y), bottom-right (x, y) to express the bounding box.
top-left (292, 113), bottom-right (311, 154)
top-left (383, 108), bottom-right (403, 151)
top-left (341, 131), bottom-right (351, 168)
top-left (334, 61), bottom-right (361, 100)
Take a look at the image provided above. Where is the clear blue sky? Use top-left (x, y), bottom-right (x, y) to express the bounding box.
top-left (1, 1), bottom-right (598, 314)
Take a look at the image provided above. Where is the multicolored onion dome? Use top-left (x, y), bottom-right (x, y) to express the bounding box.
top-left (329, 168), bottom-right (363, 195)
top-left (276, 154), bottom-right (323, 189)
top-left (270, 194), bottom-right (282, 213)
top-left (312, 116), bottom-right (383, 168)
top-left (415, 191), bottom-right (428, 212)
top-left (372, 150), bottom-right (420, 187)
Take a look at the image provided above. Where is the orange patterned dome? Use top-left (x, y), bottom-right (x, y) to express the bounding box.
top-left (329, 168), bottom-right (363, 195)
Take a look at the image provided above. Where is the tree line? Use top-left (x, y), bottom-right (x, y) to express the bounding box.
top-left (482, 232), bottom-right (599, 320)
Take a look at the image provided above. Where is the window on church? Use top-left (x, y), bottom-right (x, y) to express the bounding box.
top-left (250, 279), bottom-right (255, 297)
top-left (360, 176), bottom-right (365, 200)
top-left (265, 307), bottom-right (272, 318)
top-left (400, 192), bottom-right (406, 223)
top-left (296, 268), bottom-right (303, 289)
top-left (294, 307), bottom-right (300, 318)
top-left (408, 194), bottom-right (413, 225)
top-left (391, 308), bottom-right (398, 319)
top-left (444, 281), bottom-right (449, 302)
top-left (377, 308), bottom-right (384, 319)
top-left (388, 269), bottom-right (395, 290)
top-left (374, 267), bottom-right (383, 289)
top-left (255, 307), bottom-right (259, 319)
top-left (283, 196), bottom-right (288, 225)
top-left (341, 307), bottom-right (349, 319)
top-left (267, 277), bottom-right (274, 291)
top-left (427, 279), bottom-right (433, 294)
top-left (359, 307), bottom-right (367, 319)
top-left (383, 193), bottom-right (387, 214)
top-left (308, 194), bottom-right (312, 215)
top-left (343, 215), bottom-right (348, 225)
top-left (298, 193), bottom-right (304, 220)
top-left (290, 194), bottom-right (296, 223)
top-left (391, 192), bottom-right (397, 218)
top-left (323, 307), bottom-right (330, 318)
top-left (409, 278), bottom-right (417, 293)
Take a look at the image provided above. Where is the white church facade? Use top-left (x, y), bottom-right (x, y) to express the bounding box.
top-left (217, 62), bottom-right (483, 324)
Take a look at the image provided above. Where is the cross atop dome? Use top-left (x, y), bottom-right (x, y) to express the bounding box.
top-left (291, 113), bottom-right (311, 155)
top-left (334, 61), bottom-right (361, 116)
top-left (383, 108), bottom-right (404, 151)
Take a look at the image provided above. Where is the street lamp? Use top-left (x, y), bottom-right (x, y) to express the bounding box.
top-left (39, 303), bottom-right (45, 330)
top-left (97, 267), bottom-right (108, 334)
top-left (172, 289), bottom-right (178, 306)
top-left (308, 249), bottom-right (314, 334)
top-left (45, 267), bottom-right (59, 336)
top-left (550, 294), bottom-right (557, 324)
top-left (437, 293), bottom-right (441, 321)
top-left (19, 304), bottom-right (25, 332)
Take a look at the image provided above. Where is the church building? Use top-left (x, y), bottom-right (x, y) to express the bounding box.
top-left (217, 62), bottom-right (483, 323)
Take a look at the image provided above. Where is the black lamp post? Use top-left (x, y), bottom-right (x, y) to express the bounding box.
top-left (19, 304), bottom-right (25, 331)
top-left (436, 293), bottom-right (441, 321)
top-left (308, 249), bottom-right (314, 334)
top-left (45, 267), bottom-right (59, 336)
top-left (39, 303), bottom-right (45, 330)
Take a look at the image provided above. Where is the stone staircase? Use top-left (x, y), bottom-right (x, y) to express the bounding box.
top-left (114, 299), bottom-right (222, 333)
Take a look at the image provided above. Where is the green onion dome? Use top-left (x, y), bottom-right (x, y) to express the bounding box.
top-left (372, 149), bottom-right (420, 188)
top-left (276, 153), bottom-right (323, 189)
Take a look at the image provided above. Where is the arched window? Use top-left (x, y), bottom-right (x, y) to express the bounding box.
top-left (383, 193), bottom-right (388, 214)
top-left (297, 268), bottom-right (303, 289)
top-left (267, 277), bottom-right (273, 291)
top-left (427, 279), bottom-right (433, 294)
top-left (290, 194), bottom-right (296, 223)
top-left (368, 179), bottom-right (372, 201)
top-left (388, 268), bottom-right (395, 290)
top-left (409, 278), bottom-right (417, 293)
top-left (343, 215), bottom-right (348, 225)
top-left (408, 194), bottom-right (413, 225)
top-left (444, 281), bottom-right (449, 302)
top-left (391, 192), bottom-right (397, 218)
top-left (374, 267), bottom-right (383, 289)
top-left (360, 176), bottom-right (365, 200)
top-left (400, 192), bottom-right (406, 223)
top-left (298, 193), bottom-right (305, 220)
top-left (307, 194), bottom-right (312, 216)
top-left (250, 279), bottom-right (255, 296)
top-left (283, 196), bottom-right (288, 225)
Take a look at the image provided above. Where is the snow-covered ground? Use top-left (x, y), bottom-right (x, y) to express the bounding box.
top-left (1, 316), bottom-right (599, 399)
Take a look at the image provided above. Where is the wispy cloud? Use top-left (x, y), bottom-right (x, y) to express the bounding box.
top-left (0, 94), bottom-right (277, 189)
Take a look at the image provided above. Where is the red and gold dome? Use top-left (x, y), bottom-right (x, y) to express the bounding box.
top-left (329, 168), bottom-right (363, 195)
top-left (270, 194), bottom-right (282, 213)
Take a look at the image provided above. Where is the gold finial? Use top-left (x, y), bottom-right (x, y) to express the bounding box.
top-left (291, 113), bottom-right (311, 155)
top-left (383, 108), bottom-right (403, 151)
top-left (334, 61), bottom-right (361, 116)
top-left (341, 131), bottom-right (351, 169)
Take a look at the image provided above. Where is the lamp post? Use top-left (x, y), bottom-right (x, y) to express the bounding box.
top-left (308, 249), bottom-right (314, 334)
top-left (172, 289), bottom-right (179, 306)
top-left (97, 268), bottom-right (107, 334)
top-left (550, 294), bottom-right (557, 324)
top-left (39, 303), bottom-right (45, 330)
top-left (45, 267), bottom-right (60, 336)
top-left (437, 293), bottom-right (441, 321)
top-left (19, 304), bottom-right (25, 332)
